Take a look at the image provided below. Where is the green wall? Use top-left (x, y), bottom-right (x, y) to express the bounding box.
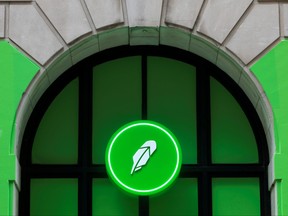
top-left (251, 40), bottom-right (288, 215)
top-left (0, 41), bottom-right (39, 215)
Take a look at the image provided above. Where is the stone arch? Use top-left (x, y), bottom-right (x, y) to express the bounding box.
top-left (15, 32), bottom-right (275, 158)
top-left (1, 0), bottom-right (280, 214)
top-left (9, 0), bottom-right (277, 162)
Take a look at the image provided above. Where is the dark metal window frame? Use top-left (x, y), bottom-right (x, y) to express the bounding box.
top-left (20, 45), bottom-right (271, 216)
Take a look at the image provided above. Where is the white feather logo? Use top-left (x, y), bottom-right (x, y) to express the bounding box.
top-left (131, 140), bottom-right (157, 175)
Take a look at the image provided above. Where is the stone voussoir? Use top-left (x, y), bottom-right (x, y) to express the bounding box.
top-left (165, 0), bottom-right (204, 29)
top-left (85, 0), bottom-right (124, 29)
top-left (9, 4), bottom-right (63, 65)
top-left (226, 4), bottom-right (280, 64)
top-left (197, 0), bottom-right (253, 44)
top-left (36, 0), bottom-right (92, 44)
top-left (0, 5), bottom-right (4, 38)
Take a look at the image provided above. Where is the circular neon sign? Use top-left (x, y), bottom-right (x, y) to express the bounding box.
top-left (105, 120), bottom-right (182, 196)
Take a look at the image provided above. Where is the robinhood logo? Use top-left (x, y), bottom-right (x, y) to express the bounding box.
top-left (131, 140), bottom-right (157, 175)
top-left (105, 120), bottom-right (182, 196)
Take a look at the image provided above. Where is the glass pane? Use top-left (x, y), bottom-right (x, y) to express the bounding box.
top-left (212, 178), bottom-right (260, 216)
top-left (92, 57), bottom-right (142, 164)
top-left (92, 179), bottom-right (138, 216)
top-left (30, 178), bottom-right (78, 216)
top-left (150, 178), bottom-right (198, 216)
top-left (210, 77), bottom-right (258, 163)
top-left (148, 57), bottom-right (197, 164)
top-left (32, 78), bottom-right (79, 164)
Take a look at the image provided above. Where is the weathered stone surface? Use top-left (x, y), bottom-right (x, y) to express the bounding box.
top-left (160, 27), bottom-right (190, 50)
top-left (130, 27), bottom-right (159, 45)
top-left (126, 0), bottom-right (163, 26)
top-left (166, 0), bottom-right (204, 29)
top-left (259, 0), bottom-right (287, 1)
top-left (269, 175), bottom-right (277, 214)
top-left (239, 69), bottom-right (263, 107)
top-left (267, 138), bottom-right (275, 175)
top-left (28, 72), bottom-right (50, 107)
top-left (226, 4), bottom-right (279, 64)
top-left (189, 35), bottom-right (219, 64)
top-left (256, 93), bottom-right (275, 165)
top-left (9, 4), bottom-right (63, 65)
top-left (36, 0), bottom-right (91, 44)
top-left (216, 48), bottom-right (243, 84)
top-left (283, 4), bottom-right (288, 37)
top-left (15, 94), bottom-right (32, 158)
top-left (0, 5), bottom-right (4, 38)
top-left (85, 0), bottom-right (124, 29)
top-left (70, 36), bottom-right (99, 65)
top-left (45, 51), bottom-right (72, 83)
top-left (98, 27), bottom-right (129, 50)
top-left (198, 0), bottom-right (253, 44)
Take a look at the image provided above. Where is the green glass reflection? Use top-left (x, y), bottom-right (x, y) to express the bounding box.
top-left (30, 178), bottom-right (78, 216)
top-left (92, 179), bottom-right (138, 216)
top-left (150, 178), bottom-right (198, 216)
top-left (32, 78), bottom-right (79, 164)
top-left (210, 77), bottom-right (258, 163)
top-left (212, 178), bottom-right (260, 216)
top-left (147, 57), bottom-right (197, 164)
top-left (92, 57), bottom-right (142, 164)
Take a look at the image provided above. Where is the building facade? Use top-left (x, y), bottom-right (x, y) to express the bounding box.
top-left (0, 0), bottom-right (288, 215)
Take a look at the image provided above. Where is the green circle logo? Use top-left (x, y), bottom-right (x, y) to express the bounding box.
top-left (105, 120), bottom-right (182, 196)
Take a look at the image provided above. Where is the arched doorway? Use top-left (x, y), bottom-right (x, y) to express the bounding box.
top-left (20, 46), bottom-right (270, 216)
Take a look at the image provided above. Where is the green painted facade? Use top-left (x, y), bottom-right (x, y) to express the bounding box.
top-left (251, 40), bottom-right (288, 215)
top-left (0, 41), bottom-right (39, 216)
top-left (0, 35), bottom-right (287, 215)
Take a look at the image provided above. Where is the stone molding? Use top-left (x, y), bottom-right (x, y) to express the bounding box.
top-left (1, 0), bottom-right (275, 169)
top-left (0, 0), bottom-right (282, 66)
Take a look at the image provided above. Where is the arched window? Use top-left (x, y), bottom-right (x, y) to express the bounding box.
top-left (20, 46), bottom-right (270, 216)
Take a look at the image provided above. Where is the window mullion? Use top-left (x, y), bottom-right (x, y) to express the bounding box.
top-left (78, 67), bottom-right (93, 216)
top-left (139, 54), bottom-right (150, 216)
top-left (196, 64), bottom-right (212, 216)
top-left (198, 173), bottom-right (212, 215)
top-left (19, 171), bottom-right (31, 216)
top-left (139, 196), bottom-right (149, 216)
top-left (142, 54), bottom-right (148, 120)
top-left (260, 171), bottom-right (271, 215)
top-left (196, 65), bottom-right (211, 165)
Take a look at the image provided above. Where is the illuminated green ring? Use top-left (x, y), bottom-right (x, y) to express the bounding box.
top-left (106, 120), bottom-right (182, 196)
